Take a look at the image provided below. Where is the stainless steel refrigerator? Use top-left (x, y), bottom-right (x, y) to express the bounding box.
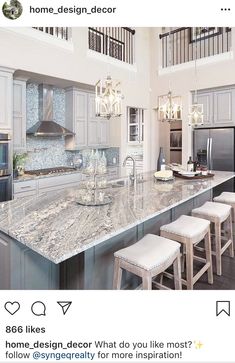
top-left (193, 127), bottom-right (235, 195)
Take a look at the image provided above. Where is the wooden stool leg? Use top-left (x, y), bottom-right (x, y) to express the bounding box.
top-left (142, 272), bottom-right (152, 290)
top-left (215, 221), bottom-right (222, 276)
top-left (205, 229), bottom-right (213, 284)
top-left (113, 257), bottom-right (122, 289)
top-left (173, 254), bottom-right (182, 290)
top-left (186, 242), bottom-right (194, 290)
top-left (159, 273), bottom-right (164, 285)
top-left (181, 244), bottom-right (186, 273)
top-left (228, 212), bottom-right (234, 258)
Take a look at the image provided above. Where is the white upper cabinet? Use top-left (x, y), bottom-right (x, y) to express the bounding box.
top-left (65, 89), bottom-right (88, 149)
top-left (197, 92), bottom-right (213, 126)
top-left (74, 91), bottom-right (88, 148)
top-left (0, 67), bottom-right (14, 131)
top-left (87, 94), bottom-right (110, 147)
top-left (196, 87), bottom-right (235, 127)
top-left (13, 79), bottom-right (27, 150)
top-left (214, 89), bottom-right (234, 125)
top-left (65, 89), bottom-right (110, 149)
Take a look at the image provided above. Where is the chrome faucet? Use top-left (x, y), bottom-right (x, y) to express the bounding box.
top-left (123, 156), bottom-right (136, 186)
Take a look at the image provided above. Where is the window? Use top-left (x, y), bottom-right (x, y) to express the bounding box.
top-left (127, 107), bottom-right (144, 143)
top-left (88, 27), bottom-right (135, 64)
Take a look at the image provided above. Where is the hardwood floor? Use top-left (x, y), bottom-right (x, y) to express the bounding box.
top-left (194, 251), bottom-right (235, 290)
top-left (154, 248), bottom-right (235, 290)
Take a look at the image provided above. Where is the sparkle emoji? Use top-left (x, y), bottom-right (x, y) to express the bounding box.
top-left (194, 341), bottom-right (203, 349)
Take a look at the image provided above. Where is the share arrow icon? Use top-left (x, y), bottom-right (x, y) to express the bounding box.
top-left (57, 301), bottom-right (72, 315)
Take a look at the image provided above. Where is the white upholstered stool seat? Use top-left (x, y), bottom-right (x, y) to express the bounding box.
top-left (160, 215), bottom-right (210, 244)
top-left (113, 234), bottom-right (182, 290)
top-left (160, 215), bottom-right (213, 290)
top-left (214, 192), bottom-right (235, 221)
top-left (192, 202), bottom-right (231, 223)
top-left (192, 201), bottom-right (234, 276)
top-left (214, 192), bottom-right (235, 204)
top-left (114, 234), bottom-right (180, 271)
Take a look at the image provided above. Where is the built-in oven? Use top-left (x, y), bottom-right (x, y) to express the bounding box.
top-left (0, 175), bottom-right (12, 202)
top-left (0, 133), bottom-right (12, 201)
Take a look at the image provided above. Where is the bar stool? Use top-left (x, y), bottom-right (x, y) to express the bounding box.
top-left (214, 192), bottom-right (235, 221)
top-left (160, 215), bottom-right (213, 290)
top-left (113, 234), bottom-right (182, 290)
top-left (192, 201), bottom-right (234, 276)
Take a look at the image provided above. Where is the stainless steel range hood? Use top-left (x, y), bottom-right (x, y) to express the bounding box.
top-left (26, 84), bottom-right (74, 137)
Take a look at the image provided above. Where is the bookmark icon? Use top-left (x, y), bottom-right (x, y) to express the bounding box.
top-left (57, 301), bottom-right (72, 315)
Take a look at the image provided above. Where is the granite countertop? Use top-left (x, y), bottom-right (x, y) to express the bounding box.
top-left (14, 165), bottom-right (120, 182)
top-left (0, 170), bottom-right (234, 264)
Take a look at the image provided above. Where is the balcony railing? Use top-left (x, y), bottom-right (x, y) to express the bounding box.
top-left (160, 27), bottom-right (232, 68)
top-left (88, 27), bottom-right (135, 64)
top-left (32, 27), bottom-right (70, 41)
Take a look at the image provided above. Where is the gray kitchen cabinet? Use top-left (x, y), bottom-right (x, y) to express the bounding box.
top-left (65, 90), bottom-right (110, 149)
top-left (196, 87), bottom-right (235, 127)
top-left (13, 79), bottom-right (27, 150)
top-left (0, 67), bottom-right (14, 130)
top-left (0, 233), bottom-right (59, 290)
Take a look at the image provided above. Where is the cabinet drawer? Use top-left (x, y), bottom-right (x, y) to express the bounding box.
top-left (38, 173), bottom-right (82, 190)
top-left (14, 190), bottom-right (37, 199)
top-left (14, 180), bottom-right (37, 194)
top-left (39, 183), bottom-right (81, 194)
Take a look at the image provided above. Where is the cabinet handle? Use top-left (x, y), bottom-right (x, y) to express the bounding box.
top-left (20, 186), bottom-right (31, 189)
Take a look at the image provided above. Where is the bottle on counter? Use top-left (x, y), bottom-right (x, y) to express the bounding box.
top-left (187, 156), bottom-right (194, 172)
top-left (157, 147), bottom-right (166, 171)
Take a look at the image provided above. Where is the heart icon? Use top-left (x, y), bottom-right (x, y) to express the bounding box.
top-left (4, 301), bottom-right (20, 315)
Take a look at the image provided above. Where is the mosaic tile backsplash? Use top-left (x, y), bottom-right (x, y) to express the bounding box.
top-left (24, 83), bottom-right (119, 170)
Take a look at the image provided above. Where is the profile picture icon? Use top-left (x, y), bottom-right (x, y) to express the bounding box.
top-left (2, 0), bottom-right (23, 20)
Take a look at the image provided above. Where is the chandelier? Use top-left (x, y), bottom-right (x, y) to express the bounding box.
top-left (158, 91), bottom-right (182, 122)
top-left (158, 29), bottom-right (182, 122)
top-left (188, 28), bottom-right (204, 126)
top-left (95, 76), bottom-right (123, 119)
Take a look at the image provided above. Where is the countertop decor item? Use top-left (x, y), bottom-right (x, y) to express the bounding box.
top-left (81, 150), bottom-right (110, 206)
top-left (13, 152), bottom-right (27, 177)
top-left (174, 171), bottom-right (214, 180)
top-left (77, 194), bottom-right (112, 207)
top-left (154, 169), bottom-right (174, 181)
top-left (157, 147), bottom-right (166, 171)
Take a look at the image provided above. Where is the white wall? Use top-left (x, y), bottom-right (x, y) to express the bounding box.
top-left (0, 27), bottom-right (151, 171)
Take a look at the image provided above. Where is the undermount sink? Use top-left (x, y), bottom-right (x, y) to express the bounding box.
top-left (111, 180), bottom-right (127, 188)
top-left (111, 178), bottom-right (146, 188)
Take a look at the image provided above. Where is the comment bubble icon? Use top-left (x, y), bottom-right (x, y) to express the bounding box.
top-left (31, 301), bottom-right (46, 316)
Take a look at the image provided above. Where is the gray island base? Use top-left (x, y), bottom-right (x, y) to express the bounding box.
top-left (0, 171), bottom-right (234, 290)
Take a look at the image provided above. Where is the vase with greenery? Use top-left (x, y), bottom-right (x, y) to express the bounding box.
top-left (13, 152), bottom-right (27, 178)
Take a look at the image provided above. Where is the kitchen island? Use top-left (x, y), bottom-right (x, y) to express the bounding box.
top-left (0, 171), bottom-right (234, 289)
